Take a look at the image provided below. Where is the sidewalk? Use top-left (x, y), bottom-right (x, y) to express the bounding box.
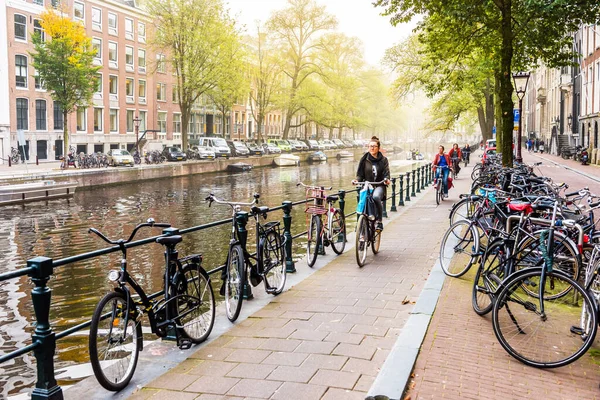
top-left (406, 157), bottom-right (600, 400)
top-left (122, 169), bottom-right (471, 399)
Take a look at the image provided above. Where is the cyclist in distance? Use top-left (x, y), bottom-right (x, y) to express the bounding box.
top-left (352, 136), bottom-right (391, 231)
top-left (433, 145), bottom-right (451, 198)
top-left (448, 143), bottom-right (462, 177)
top-left (462, 143), bottom-right (471, 165)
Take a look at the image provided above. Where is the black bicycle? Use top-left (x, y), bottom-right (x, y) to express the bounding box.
top-left (206, 193), bottom-right (287, 322)
top-left (88, 219), bottom-right (215, 391)
top-left (354, 180), bottom-right (386, 267)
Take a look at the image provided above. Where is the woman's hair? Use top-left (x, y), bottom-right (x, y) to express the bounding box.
top-left (453, 143), bottom-right (459, 148)
top-left (439, 145), bottom-right (445, 151)
top-left (370, 136), bottom-right (380, 148)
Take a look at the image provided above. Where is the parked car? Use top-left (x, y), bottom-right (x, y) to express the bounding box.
top-left (320, 139), bottom-right (336, 150)
top-left (246, 142), bottom-right (264, 156)
top-left (226, 140), bottom-right (250, 157)
top-left (287, 140), bottom-right (303, 152)
top-left (191, 145), bottom-right (215, 160)
top-left (198, 137), bottom-right (231, 158)
top-left (304, 139), bottom-right (323, 150)
top-left (291, 140), bottom-right (310, 151)
top-left (163, 146), bottom-right (187, 161)
top-left (268, 139), bottom-right (293, 152)
top-left (107, 149), bottom-right (135, 167)
top-left (262, 143), bottom-right (282, 154)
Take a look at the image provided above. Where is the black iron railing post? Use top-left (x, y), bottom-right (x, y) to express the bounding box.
top-left (416, 167), bottom-right (421, 193)
top-left (28, 256), bottom-right (63, 400)
top-left (282, 201), bottom-right (296, 273)
top-left (411, 169), bottom-right (416, 197)
top-left (419, 165), bottom-right (424, 189)
top-left (390, 178), bottom-right (397, 212)
top-left (236, 211), bottom-right (253, 300)
top-left (405, 172), bottom-right (411, 202)
top-left (429, 164), bottom-right (433, 183)
top-left (398, 175), bottom-right (405, 206)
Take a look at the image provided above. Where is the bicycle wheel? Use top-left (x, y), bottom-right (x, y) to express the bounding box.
top-left (329, 209), bottom-right (346, 255)
top-left (371, 222), bottom-right (381, 254)
top-left (472, 239), bottom-right (506, 315)
top-left (355, 214), bottom-right (368, 267)
top-left (449, 198), bottom-right (477, 225)
top-left (89, 291), bottom-right (141, 391)
top-left (262, 231), bottom-right (287, 295)
top-left (306, 215), bottom-right (321, 267)
top-left (176, 264), bottom-right (215, 343)
top-left (435, 181), bottom-right (441, 205)
top-left (439, 220), bottom-right (479, 277)
top-left (471, 164), bottom-right (482, 180)
top-left (225, 244), bottom-right (245, 322)
top-left (492, 268), bottom-right (597, 368)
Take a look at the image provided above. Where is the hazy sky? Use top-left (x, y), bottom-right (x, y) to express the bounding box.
top-left (225, 0), bottom-right (418, 67)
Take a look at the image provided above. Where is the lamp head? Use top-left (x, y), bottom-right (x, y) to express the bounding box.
top-left (512, 71), bottom-right (531, 100)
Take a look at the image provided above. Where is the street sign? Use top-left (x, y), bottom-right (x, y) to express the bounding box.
top-left (16, 130), bottom-right (26, 146)
top-left (513, 109), bottom-right (520, 131)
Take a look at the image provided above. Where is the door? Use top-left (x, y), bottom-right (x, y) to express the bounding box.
top-left (36, 140), bottom-right (48, 160)
top-left (206, 114), bottom-right (214, 135)
top-left (19, 141), bottom-right (30, 161)
top-left (94, 144), bottom-right (104, 154)
top-left (76, 144), bottom-right (87, 155)
top-left (110, 144), bottom-right (119, 150)
top-left (55, 140), bottom-right (63, 160)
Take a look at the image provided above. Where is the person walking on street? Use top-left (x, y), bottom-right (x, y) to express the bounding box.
top-left (433, 145), bottom-right (451, 198)
top-left (353, 136), bottom-right (390, 231)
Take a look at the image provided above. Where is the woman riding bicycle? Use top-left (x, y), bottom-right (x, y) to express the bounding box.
top-left (448, 143), bottom-right (462, 177)
top-left (433, 145), bottom-right (451, 198)
top-left (352, 136), bottom-right (390, 231)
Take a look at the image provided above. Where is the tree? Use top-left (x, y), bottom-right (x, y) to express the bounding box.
top-left (248, 26), bottom-right (282, 143)
top-left (146, 0), bottom-right (242, 149)
top-left (375, 0), bottom-right (600, 165)
top-left (30, 9), bottom-right (99, 160)
top-left (267, 0), bottom-right (337, 139)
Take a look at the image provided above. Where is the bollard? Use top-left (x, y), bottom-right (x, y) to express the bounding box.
top-left (28, 256), bottom-right (64, 400)
top-left (429, 164), bottom-right (433, 184)
top-left (235, 211), bottom-right (253, 300)
top-left (411, 169), bottom-right (416, 197)
top-left (405, 172), bottom-right (411, 202)
top-left (282, 201), bottom-right (296, 273)
top-left (398, 175), bottom-right (405, 206)
top-left (36, 156), bottom-right (39, 165)
top-left (390, 178), bottom-right (397, 212)
top-left (8, 156), bottom-right (11, 167)
top-left (416, 167), bottom-right (421, 193)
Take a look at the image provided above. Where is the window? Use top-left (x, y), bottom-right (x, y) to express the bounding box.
top-left (92, 38), bottom-right (102, 62)
top-left (156, 83), bottom-right (166, 101)
top-left (172, 85), bottom-right (179, 102)
top-left (77, 108), bottom-right (86, 131)
top-left (139, 111), bottom-right (146, 131)
top-left (158, 112), bottom-right (167, 133)
top-left (92, 7), bottom-right (102, 31)
top-left (125, 18), bottom-right (134, 40)
top-left (36, 100), bottom-right (47, 130)
top-left (109, 109), bottom-right (118, 132)
top-left (34, 70), bottom-right (45, 90)
top-left (125, 46), bottom-right (134, 70)
top-left (138, 49), bottom-right (146, 73)
top-left (126, 110), bottom-right (134, 132)
top-left (95, 73), bottom-right (102, 94)
top-left (51, 0), bottom-right (60, 8)
top-left (15, 55), bottom-right (28, 88)
top-left (173, 113), bottom-right (181, 133)
top-left (16, 99), bottom-right (28, 130)
top-left (108, 42), bottom-right (117, 66)
top-left (157, 54), bottom-right (166, 73)
top-left (54, 102), bottom-right (63, 130)
top-left (138, 22), bottom-right (146, 42)
top-left (73, 2), bottom-right (84, 20)
top-left (34, 20), bottom-right (45, 42)
top-left (109, 75), bottom-right (118, 94)
top-left (126, 78), bottom-right (134, 103)
top-left (33, 0), bottom-right (43, 5)
top-left (94, 108), bottom-right (103, 131)
top-left (108, 13), bottom-right (117, 34)
top-left (138, 80), bottom-right (146, 104)
top-left (14, 14), bottom-right (27, 41)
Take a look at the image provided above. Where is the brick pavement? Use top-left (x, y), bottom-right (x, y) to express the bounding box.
top-left (127, 166), bottom-right (469, 399)
top-left (406, 155), bottom-right (600, 400)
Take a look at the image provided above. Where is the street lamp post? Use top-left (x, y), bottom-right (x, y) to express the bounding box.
top-left (512, 71), bottom-right (530, 163)
top-left (133, 115), bottom-right (141, 154)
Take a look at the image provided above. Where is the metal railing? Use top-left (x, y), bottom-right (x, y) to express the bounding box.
top-left (0, 163), bottom-right (430, 400)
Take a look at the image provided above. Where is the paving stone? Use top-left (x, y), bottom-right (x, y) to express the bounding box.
top-left (315, 321), bottom-right (354, 333)
top-left (188, 360), bottom-right (238, 376)
top-left (223, 337), bottom-right (267, 349)
top-left (321, 388), bottom-right (367, 400)
top-left (190, 347), bottom-right (235, 361)
top-left (342, 358), bottom-right (382, 376)
top-left (309, 369), bottom-right (360, 389)
top-left (257, 337), bottom-right (302, 352)
top-left (293, 340), bottom-right (337, 355)
top-left (148, 390), bottom-right (200, 400)
top-left (333, 343), bottom-right (377, 360)
top-left (261, 351), bottom-right (308, 366)
top-left (184, 376), bottom-right (239, 395)
top-left (355, 374), bottom-right (375, 391)
top-left (226, 363), bottom-right (276, 379)
top-left (145, 372), bottom-right (198, 391)
top-left (224, 349), bottom-right (271, 364)
top-left (301, 354), bottom-right (348, 370)
top-left (226, 378), bottom-right (282, 398)
top-left (289, 329), bottom-right (328, 341)
top-left (270, 382), bottom-right (328, 400)
top-left (350, 324), bottom-right (388, 337)
top-left (254, 325), bottom-right (296, 339)
top-left (323, 332), bottom-right (364, 345)
top-left (266, 365), bottom-right (320, 383)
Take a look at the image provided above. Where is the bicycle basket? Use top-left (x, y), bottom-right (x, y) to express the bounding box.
top-left (305, 187), bottom-right (327, 215)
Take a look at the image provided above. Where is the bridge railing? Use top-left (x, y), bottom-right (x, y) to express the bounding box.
top-left (0, 163), bottom-right (429, 400)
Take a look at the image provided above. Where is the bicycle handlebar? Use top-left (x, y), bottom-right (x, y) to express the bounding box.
top-left (205, 193), bottom-right (259, 208)
top-left (353, 180), bottom-right (387, 186)
top-left (296, 182), bottom-right (332, 190)
top-left (88, 218), bottom-right (171, 245)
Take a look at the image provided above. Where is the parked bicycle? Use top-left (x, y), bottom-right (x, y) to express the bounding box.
top-left (206, 193), bottom-right (287, 322)
top-left (353, 180), bottom-right (385, 267)
top-left (88, 218), bottom-right (215, 391)
top-left (10, 147), bottom-right (20, 164)
top-left (297, 182), bottom-right (347, 267)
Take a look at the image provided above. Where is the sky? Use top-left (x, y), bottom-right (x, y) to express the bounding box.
top-left (224, 0), bottom-right (418, 67)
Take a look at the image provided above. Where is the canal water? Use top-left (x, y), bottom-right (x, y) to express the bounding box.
top-left (0, 154), bottom-right (420, 397)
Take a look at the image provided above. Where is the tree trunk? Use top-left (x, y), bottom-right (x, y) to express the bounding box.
top-left (63, 110), bottom-right (69, 166)
top-left (499, 0), bottom-right (514, 166)
top-left (282, 110), bottom-right (292, 139)
top-left (477, 105), bottom-right (488, 141)
top-left (494, 67), bottom-right (503, 155)
top-left (181, 107), bottom-right (190, 150)
top-left (328, 127), bottom-right (334, 140)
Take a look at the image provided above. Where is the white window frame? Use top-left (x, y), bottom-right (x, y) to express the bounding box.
top-left (126, 109), bottom-right (135, 133)
top-left (16, 98), bottom-right (29, 131)
top-left (109, 75), bottom-right (118, 100)
top-left (33, 19), bottom-right (45, 42)
top-left (125, 46), bottom-right (134, 72)
top-left (94, 107), bottom-right (103, 132)
top-left (34, 70), bottom-right (46, 91)
top-left (158, 111), bottom-right (167, 134)
top-left (108, 41), bottom-right (118, 69)
top-left (76, 107), bottom-right (87, 132)
top-left (124, 18), bottom-right (134, 40)
top-left (109, 108), bottom-right (118, 132)
top-left (138, 49), bottom-right (146, 73)
top-left (108, 12), bottom-right (118, 35)
top-left (91, 7), bottom-right (102, 32)
top-left (139, 110), bottom-right (147, 132)
top-left (15, 54), bottom-right (28, 89)
top-left (92, 37), bottom-right (102, 65)
top-left (36, 99), bottom-right (47, 131)
top-left (156, 83), bottom-right (166, 102)
top-left (73, 2), bottom-right (85, 21)
top-left (94, 72), bottom-right (103, 99)
top-left (138, 22), bottom-right (146, 43)
top-left (173, 112), bottom-right (181, 134)
top-left (157, 54), bottom-right (166, 73)
top-left (14, 14), bottom-right (27, 42)
top-left (125, 78), bottom-right (135, 103)
top-left (138, 79), bottom-right (146, 105)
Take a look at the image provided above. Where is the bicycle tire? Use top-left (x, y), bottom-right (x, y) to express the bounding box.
top-left (472, 239), bottom-right (507, 315)
top-left (89, 291), bottom-right (141, 391)
top-left (372, 222), bottom-right (381, 254)
top-left (471, 164), bottom-right (482, 180)
top-left (439, 220), bottom-right (479, 277)
top-left (225, 244), bottom-right (245, 322)
top-left (355, 214), bottom-right (368, 267)
top-left (435, 181), bottom-right (441, 205)
top-left (306, 215), bottom-right (321, 267)
top-left (449, 197), bottom-right (477, 225)
top-left (329, 209), bottom-right (346, 255)
top-left (492, 268), bottom-right (597, 368)
top-left (262, 231), bottom-right (287, 295)
top-left (176, 264), bottom-right (215, 343)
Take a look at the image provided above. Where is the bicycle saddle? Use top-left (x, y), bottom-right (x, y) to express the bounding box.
top-left (326, 194), bottom-right (339, 202)
top-left (251, 206), bottom-right (269, 215)
top-left (156, 235), bottom-right (183, 245)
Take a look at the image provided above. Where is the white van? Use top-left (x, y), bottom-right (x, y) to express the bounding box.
top-left (198, 137), bottom-right (231, 158)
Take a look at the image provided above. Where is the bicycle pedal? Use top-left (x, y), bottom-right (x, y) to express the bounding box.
top-left (570, 325), bottom-right (584, 335)
top-left (178, 338), bottom-right (193, 350)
